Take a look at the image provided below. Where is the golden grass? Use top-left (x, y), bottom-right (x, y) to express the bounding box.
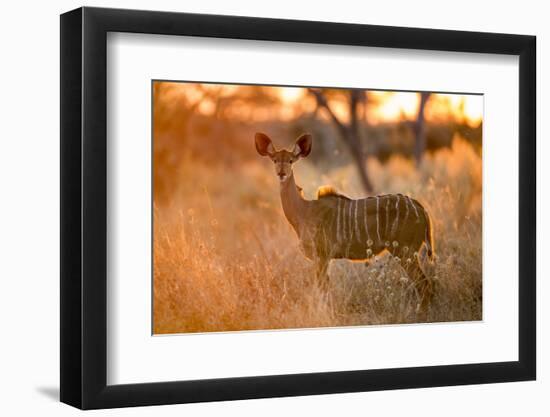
top-left (153, 135), bottom-right (482, 334)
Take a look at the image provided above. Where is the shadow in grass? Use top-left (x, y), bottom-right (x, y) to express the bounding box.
top-left (36, 386), bottom-right (59, 401)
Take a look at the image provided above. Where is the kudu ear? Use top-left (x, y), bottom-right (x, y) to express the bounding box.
top-left (255, 132), bottom-right (275, 156)
top-left (293, 133), bottom-right (312, 158)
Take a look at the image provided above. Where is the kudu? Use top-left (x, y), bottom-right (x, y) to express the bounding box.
top-left (255, 132), bottom-right (435, 310)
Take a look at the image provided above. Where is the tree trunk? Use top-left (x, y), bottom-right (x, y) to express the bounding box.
top-left (414, 92), bottom-right (430, 165)
top-left (348, 90), bottom-right (373, 193)
top-left (308, 88), bottom-right (374, 194)
top-left (347, 134), bottom-right (374, 193)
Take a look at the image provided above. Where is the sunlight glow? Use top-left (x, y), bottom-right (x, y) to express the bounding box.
top-left (426, 94), bottom-right (483, 127)
top-left (368, 92), bottom-right (420, 123)
top-left (278, 87), bottom-right (304, 103)
top-left (368, 91), bottom-right (483, 127)
top-left (158, 82), bottom-right (483, 127)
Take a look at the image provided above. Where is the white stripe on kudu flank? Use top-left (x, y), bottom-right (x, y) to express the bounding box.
top-left (363, 198), bottom-right (371, 241)
top-left (384, 196), bottom-right (390, 238)
top-left (376, 196), bottom-right (381, 243)
top-left (354, 200), bottom-right (361, 241)
top-left (391, 194), bottom-right (400, 238)
top-left (341, 199), bottom-right (347, 242)
top-left (346, 200), bottom-right (350, 241)
top-left (409, 196), bottom-right (420, 221)
top-left (336, 198), bottom-right (342, 243)
top-left (349, 200), bottom-right (354, 240)
top-left (342, 200), bottom-right (348, 242)
top-left (348, 201), bottom-right (352, 239)
top-left (342, 200), bottom-right (350, 242)
top-left (404, 195), bottom-right (410, 225)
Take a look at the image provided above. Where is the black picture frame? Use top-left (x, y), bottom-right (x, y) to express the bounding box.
top-left (60, 6), bottom-right (536, 410)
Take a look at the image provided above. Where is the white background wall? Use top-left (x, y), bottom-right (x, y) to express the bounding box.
top-left (0, 0), bottom-right (545, 415)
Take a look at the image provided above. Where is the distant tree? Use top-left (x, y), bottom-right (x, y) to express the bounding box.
top-left (210, 86), bottom-right (281, 120)
top-left (308, 88), bottom-right (374, 194)
top-left (153, 83), bottom-right (225, 201)
top-left (413, 92), bottom-right (431, 165)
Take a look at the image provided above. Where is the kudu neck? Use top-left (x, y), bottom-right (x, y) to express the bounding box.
top-left (280, 171), bottom-right (300, 195)
top-left (279, 171), bottom-right (308, 233)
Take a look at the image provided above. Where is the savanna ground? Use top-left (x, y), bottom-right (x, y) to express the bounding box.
top-left (153, 83), bottom-right (482, 334)
top-left (154, 142), bottom-right (482, 333)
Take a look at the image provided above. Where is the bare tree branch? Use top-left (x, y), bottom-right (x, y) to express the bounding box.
top-left (307, 88), bottom-right (374, 193)
top-left (308, 88), bottom-right (348, 138)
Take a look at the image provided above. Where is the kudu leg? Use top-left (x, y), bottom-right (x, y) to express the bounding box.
top-left (403, 257), bottom-right (434, 320)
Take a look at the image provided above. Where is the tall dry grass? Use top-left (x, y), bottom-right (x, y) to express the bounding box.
top-left (153, 135), bottom-right (482, 334)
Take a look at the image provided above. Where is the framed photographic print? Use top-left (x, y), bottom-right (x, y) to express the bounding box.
top-left (60, 6), bottom-right (536, 409)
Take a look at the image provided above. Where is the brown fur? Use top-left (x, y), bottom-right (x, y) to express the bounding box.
top-left (317, 185), bottom-right (348, 199)
top-left (255, 132), bottom-right (436, 314)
